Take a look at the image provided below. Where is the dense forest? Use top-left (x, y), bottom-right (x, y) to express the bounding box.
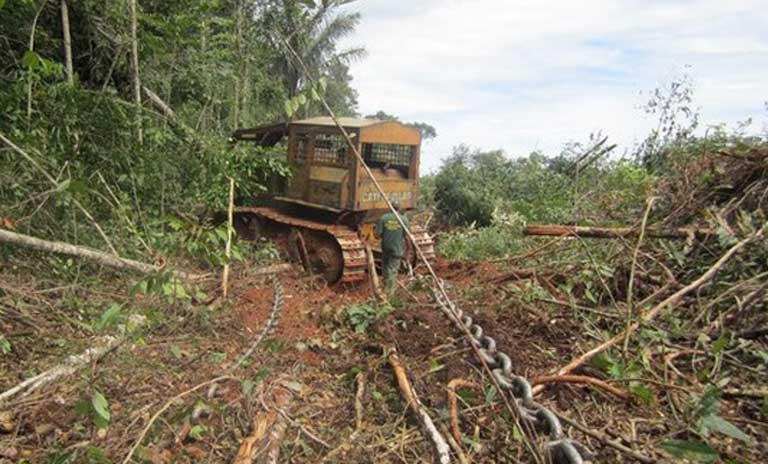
top-left (1, 1), bottom-right (767, 463)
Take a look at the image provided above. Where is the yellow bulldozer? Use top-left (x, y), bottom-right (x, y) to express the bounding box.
top-left (230, 116), bottom-right (435, 283)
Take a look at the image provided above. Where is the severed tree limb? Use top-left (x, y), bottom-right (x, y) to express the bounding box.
top-left (318, 373), bottom-right (366, 463)
top-left (446, 378), bottom-right (480, 446)
top-left (388, 349), bottom-right (451, 464)
top-left (0, 228), bottom-right (204, 281)
top-left (531, 375), bottom-right (629, 400)
top-left (524, 224), bottom-right (712, 240)
top-left (354, 372), bottom-right (365, 433)
top-left (0, 315), bottom-right (146, 405)
top-left (534, 224), bottom-right (766, 395)
top-left (265, 413), bottom-right (289, 464)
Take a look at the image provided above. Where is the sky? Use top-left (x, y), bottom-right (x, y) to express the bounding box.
top-left (340, 0), bottom-right (768, 172)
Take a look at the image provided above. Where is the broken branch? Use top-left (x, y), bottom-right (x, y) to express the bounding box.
top-left (0, 228), bottom-right (204, 281)
top-left (388, 349), bottom-right (451, 464)
top-left (524, 224), bottom-right (712, 240)
top-left (446, 378), bottom-right (479, 446)
top-left (531, 374), bottom-right (629, 400)
top-left (0, 316), bottom-right (146, 405)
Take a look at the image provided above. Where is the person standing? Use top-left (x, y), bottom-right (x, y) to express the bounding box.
top-left (376, 202), bottom-right (410, 295)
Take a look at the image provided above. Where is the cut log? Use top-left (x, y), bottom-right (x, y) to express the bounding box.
top-left (388, 349), bottom-right (451, 464)
top-left (261, 384), bottom-right (295, 464)
top-left (0, 228), bottom-right (204, 281)
top-left (524, 224), bottom-right (712, 240)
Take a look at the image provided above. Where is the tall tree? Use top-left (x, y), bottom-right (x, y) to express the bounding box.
top-left (233, 0), bottom-right (244, 128)
top-left (129, 0), bottom-right (143, 144)
top-left (60, 0), bottom-right (73, 84)
top-left (259, 0), bottom-right (366, 104)
top-left (365, 110), bottom-right (437, 141)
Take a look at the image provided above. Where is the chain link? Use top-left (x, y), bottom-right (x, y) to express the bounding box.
top-left (235, 274), bottom-right (284, 368)
top-left (431, 280), bottom-right (588, 464)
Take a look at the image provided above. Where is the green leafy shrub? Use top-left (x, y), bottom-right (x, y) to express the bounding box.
top-left (437, 210), bottom-right (525, 261)
top-left (345, 303), bottom-right (392, 334)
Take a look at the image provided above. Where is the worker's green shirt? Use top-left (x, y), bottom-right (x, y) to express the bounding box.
top-left (376, 212), bottom-right (410, 257)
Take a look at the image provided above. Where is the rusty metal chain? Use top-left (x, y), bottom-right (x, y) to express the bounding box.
top-left (235, 274), bottom-right (284, 368)
top-left (199, 274), bottom-right (286, 414)
top-left (431, 280), bottom-right (587, 464)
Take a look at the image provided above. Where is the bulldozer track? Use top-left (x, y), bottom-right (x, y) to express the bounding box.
top-left (235, 206), bottom-right (436, 283)
top-left (410, 226), bottom-right (436, 263)
top-left (235, 206), bottom-right (367, 283)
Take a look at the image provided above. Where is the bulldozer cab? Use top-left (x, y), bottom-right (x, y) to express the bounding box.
top-left (232, 117), bottom-right (421, 212)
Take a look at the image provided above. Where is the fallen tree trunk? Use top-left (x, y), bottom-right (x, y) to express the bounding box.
top-left (524, 224), bottom-right (712, 240)
top-left (388, 349), bottom-right (451, 464)
top-left (0, 315), bottom-right (146, 405)
top-left (0, 228), bottom-right (204, 281)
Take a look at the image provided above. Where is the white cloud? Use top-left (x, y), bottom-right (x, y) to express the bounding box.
top-left (341, 0), bottom-right (768, 170)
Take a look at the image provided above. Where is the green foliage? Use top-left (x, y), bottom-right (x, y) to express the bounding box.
top-left (365, 110), bottom-right (437, 141)
top-left (75, 391), bottom-right (111, 430)
top-left (0, 0), bottom-right (359, 259)
top-left (0, 335), bottom-right (11, 355)
top-left (46, 447), bottom-right (111, 464)
top-left (90, 391), bottom-right (111, 428)
top-left (437, 210), bottom-right (524, 261)
top-left (694, 386), bottom-right (751, 445)
top-left (188, 424), bottom-right (207, 440)
top-left (258, 0), bottom-right (365, 115)
top-left (433, 144), bottom-right (653, 229)
top-left (635, 73), bottom-right (700, 171)
top-left (91, 304), bottom-right (123, 333)
top-left (163, 218), bottom-right (242, 267)
top-left (345, 302), bottom-right (392, 334)
top-left (661, 439), bottom-right (718, 463)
